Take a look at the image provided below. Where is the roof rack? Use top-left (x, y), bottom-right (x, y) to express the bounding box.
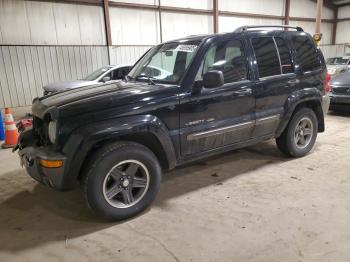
top-left (234, 25), bottom-right (304, 32)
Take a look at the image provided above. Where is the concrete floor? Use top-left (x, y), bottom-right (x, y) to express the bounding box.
top-left (1, 113), bottom-right (350, 262)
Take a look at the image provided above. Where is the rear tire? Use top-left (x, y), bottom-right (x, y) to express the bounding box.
top-left (82, 141), bottom-right (162, 221)
top-left (276, 108), bottom-right (318, 157)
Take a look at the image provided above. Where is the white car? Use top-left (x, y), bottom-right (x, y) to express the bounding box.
top-left (43, 64), bottom-right (133, 96)
top-left (326, 56), bottom-right (350, 76)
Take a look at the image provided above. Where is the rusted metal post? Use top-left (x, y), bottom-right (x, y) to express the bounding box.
top-left (284, 0), bottom-right (290, 25)
top-left (213, 0), bottom-right (219, 33)
top-left (103, 0), bottom-right (112, 63)
top-left (332, 8), bottom-right (338, 45)
top-left (315, 0), bottom-right (323, 34)
top-left (103, 0), bottom-right (112, 46)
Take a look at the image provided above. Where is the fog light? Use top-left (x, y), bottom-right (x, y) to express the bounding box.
top-left (39, 159), bottom-right (63, 168)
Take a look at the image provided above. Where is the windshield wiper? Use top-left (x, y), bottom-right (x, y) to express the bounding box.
top-left (135, 75), bottom-right (156, 85)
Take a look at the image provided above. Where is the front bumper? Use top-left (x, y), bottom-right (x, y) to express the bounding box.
top-left (19, 146), bottom-right (67, 190)
top-left (329, 93), bottom-right (350, 110)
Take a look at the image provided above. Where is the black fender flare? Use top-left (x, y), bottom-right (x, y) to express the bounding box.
top-left (276, 88), bottom-right (324, 137)
top-left (61, 115), bottom-right (177, 188)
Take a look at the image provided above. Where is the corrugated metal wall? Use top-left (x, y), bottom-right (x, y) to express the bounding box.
top-left (337, 6), bottom-right (350, 44)
top-left (319, 45), bottom-right (348, 59)
top-left (0, 46), bottom-right (109, 108)
top-left (109, 45), bottom-right (152, 65)
top-left (0, 0), bottom-right (346, 108)
top-left (0, 0), bottom-right (106, 45)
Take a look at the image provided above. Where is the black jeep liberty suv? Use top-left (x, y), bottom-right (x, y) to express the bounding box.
top-left (16, 25), bottom-right (330, 220)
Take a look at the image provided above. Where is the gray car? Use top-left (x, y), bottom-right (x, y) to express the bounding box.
top-left (329, 72), bottom-right (350, 111)
top-left (326, 56), bottom-right (350, 76)
top-left (43, 64), bottom-right (132, 96)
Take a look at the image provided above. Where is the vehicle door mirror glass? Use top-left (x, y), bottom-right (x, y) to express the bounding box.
top-left (102, 76), bottom-right (111, 83)
top-left (202, 70), bottom-right (224, 88)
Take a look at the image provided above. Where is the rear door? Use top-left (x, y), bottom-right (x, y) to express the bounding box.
top-left (248, 34), bottom-right (297, 138)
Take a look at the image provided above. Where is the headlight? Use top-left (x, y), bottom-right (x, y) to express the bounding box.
top-left (48, 121), bottom-right (57, 144)
top-left (328, 68), bottom-right (336, 74)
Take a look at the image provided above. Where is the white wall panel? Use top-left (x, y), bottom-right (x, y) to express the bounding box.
top-left (0, 46), bottom-right (109, 108)
top-left (25, 1), bottom-right (58, 45)
top-left (109, 46), bottom-right (151, 65)
top-left (289, 20), bottom-right (333, 45)
top-left (161, 12), bottom-right (213, 42)
top-left (219, 16), bottom-right (283, 33)
top-left (110, 7), bottom-right (160, 45)
top-left (77, 5), bottom-right (106, 45)
top-left (54, 3), bottom-right (81, 45)
top-left (0, 0), bottom-right (106, 45)
top-left (0, 0), bottom-right (31, 45)
top-left (161, 0), bottom-right (212, 10)
top-left (320, 45), bottom-right (347, 59)
top-left (110, 0), bottom-right (157, 5)
top-left (338, 6), bottom-right (350, 19)
top-left (290, 0), bottom-right (334, 19)
top-left (219, 0), bottom-right (284, 16)
top-left (336, 21), bottom-right (350, 44)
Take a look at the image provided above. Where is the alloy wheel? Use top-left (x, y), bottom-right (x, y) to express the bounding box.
top-left (102, 160), bottom-right (150, 208)
top-left (294, 117), bottom-right (314, 149)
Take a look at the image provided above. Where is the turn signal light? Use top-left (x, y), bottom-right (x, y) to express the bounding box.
top-left (39, 159), bottom-right (63, 168)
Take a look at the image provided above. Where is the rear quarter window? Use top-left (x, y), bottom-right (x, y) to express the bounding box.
top-left (293, 35), bottom-right (321, 72)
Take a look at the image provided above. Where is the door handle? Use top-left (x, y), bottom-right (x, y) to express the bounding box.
top-left (287, 79), bottom-right (300, 86)
top-left (234, 88), bottom-right (252, 95)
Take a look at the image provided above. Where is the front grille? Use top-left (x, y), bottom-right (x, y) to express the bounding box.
top-left (33, 117), bottom-right (49, 145)
top-left (332, 86), bottom-right (350, 95)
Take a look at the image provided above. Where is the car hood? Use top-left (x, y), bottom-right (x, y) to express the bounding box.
top-left (43, 80), bottom-right (96, 92)
top-left (32, 80), bottom-right (178, 119)
top-left (330, 73), bottom-right (350, 86)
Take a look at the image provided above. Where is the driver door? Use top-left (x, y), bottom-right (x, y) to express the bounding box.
top-left (179, 38), bottom-right (256, 156)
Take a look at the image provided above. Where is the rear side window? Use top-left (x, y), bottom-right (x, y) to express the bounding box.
top-left (275, 37), bottom-right (294, 74)
top-left (251, 37), bottom-right (281, 78)
top-left (293, 36), bottom-right (321, 72)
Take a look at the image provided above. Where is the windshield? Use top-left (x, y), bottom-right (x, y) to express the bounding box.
top-left (327, 57), bottom-right (349, 65)
top-left (83, 66), bottom-right (112, 81)
top-left (128, 41), bottom-right (200, 84)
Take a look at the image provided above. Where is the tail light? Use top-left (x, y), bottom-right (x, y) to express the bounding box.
top-left (325, 72), bottom-right (331, 94)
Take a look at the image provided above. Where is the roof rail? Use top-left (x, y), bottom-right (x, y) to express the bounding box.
top-left (234, 25), bottom-right (304, 32)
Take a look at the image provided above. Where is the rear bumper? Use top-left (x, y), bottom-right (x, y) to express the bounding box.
top-left (19, 146), bottom-right (67, 190)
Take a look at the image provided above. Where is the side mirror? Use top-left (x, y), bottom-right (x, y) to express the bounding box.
top-left (203, 70), bottom-right (224, 89)
top-left (102, 76), bottom-right (111, 83)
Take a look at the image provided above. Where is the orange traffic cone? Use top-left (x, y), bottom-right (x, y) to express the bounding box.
top-left (2, 108), bottom-right (19, 149)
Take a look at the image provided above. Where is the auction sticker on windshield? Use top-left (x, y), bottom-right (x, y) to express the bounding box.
top-left (175, 45), bottom-right (198, 52)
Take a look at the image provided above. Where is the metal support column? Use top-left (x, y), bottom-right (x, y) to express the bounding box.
top-left (103, 0), bottom-right (112, 64)
top-left (315, 0), bottom-right (323, 34)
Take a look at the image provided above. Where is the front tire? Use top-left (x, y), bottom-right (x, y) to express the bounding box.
top-left (276, 108), bottom-right (318, 157)
top-left (82, 141), bottom-right (162, 221)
